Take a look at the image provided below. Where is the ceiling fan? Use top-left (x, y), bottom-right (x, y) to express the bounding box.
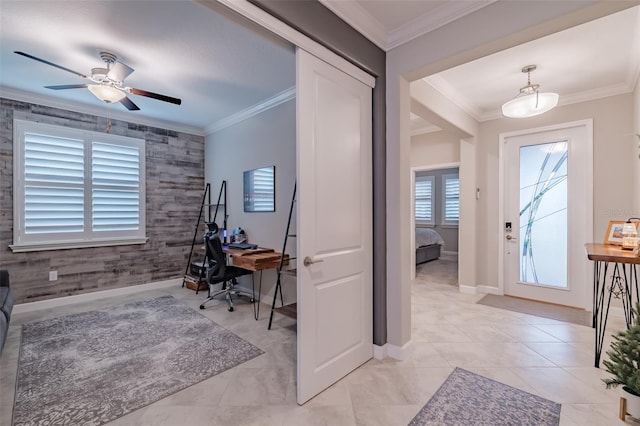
top-left (14, 50), bottom-right (182, 111)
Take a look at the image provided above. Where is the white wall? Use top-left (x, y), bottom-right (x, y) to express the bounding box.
top-left (410, 130), bottom-right (460, 168)
top-left (634, 75), bottom-right (640, 216)
top-left (205, 99), bottom-right (296, 305)
top-left (476, 93), bottom-right (634, 288)
top-left (412, 132), bottom-right (460, 252)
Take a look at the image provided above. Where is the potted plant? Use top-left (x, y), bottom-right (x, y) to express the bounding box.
top-left (602, 302), bottom-right (640, 418)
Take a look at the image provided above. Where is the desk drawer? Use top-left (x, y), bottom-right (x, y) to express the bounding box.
top-left (232, 253), bottom-right (289, 271)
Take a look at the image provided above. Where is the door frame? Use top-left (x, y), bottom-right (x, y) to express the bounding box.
top-left (498, 119), bottom-right (593, 309)
top-left (217, 0), bottom-right (374, 87)
top-left (215, 0), bottom-right (377, 402)
top-left (410, 162), bottom-right (460, 280)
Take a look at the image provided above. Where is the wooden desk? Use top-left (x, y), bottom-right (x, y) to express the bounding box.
top-left (223, 247), bottom-right (288, 271)
top-left (222, 246), bottom-right (288, 320)
top-left (585, 243), bottom-right (639, 367)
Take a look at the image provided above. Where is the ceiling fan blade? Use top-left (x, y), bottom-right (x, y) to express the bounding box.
top-left (119, 96), bottom-right (140, 111)
top-left (107, 61), bottom-right (134, 83)
top-left (127, 87), bottom-right (182, 105)
top-left (45, 84), bottom-right (89, 90)
top-left (15, 51), bottom-right (87, 78)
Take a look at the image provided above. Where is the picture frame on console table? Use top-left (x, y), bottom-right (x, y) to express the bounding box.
top-left (604, 220), bottom-right (638, 246)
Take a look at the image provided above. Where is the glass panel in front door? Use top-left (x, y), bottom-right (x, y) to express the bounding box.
top-left (519, 141), bottom-right (568, 287)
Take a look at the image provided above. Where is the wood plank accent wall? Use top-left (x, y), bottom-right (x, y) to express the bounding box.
top-left (0, 98), bottom-right (205, 303)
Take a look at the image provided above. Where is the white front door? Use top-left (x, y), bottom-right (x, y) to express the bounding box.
top-left (296, 48), bottom-right (373, 404)
top-left (502, 121), bottom-right (592, 309)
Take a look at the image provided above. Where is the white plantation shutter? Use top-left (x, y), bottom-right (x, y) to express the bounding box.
top-left (443, 174), bottom-right (460, 225)
top-left (24, 134), bottom-right (85, 234)
top-left (252, 166), bottom-right (275, 211)
top-left (92, 142), bottom-right (140, 231)
top-left (244, 166), bottom-right (275, 212)
top-left (415, 176), bottom-right (434, 225)
top-left (12, 120), bottom-right (146, 251)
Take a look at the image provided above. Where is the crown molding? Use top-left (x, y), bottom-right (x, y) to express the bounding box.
top-left (627, 8), bottom-right (640, 92)
top-left (423, 74), bottom-right (637, 123)
top-left (0, 86), bottom-right (206, 136)
top-left (476, 81), bottom-right (637, 122)
top-left (320, 0), bottom-right (496, 51)
top-left (557, 82), bottom-right (636, 108)
top-left (411, 123), bottom-right (441, 137)
top-left (423, 75), bottom-right (484, 121)
top-left (318, 0), bottom-right (389, 50)
top-left (205, 86), bottom-right (296, 135)
top-left (388, 1), bottom-right (497, 50)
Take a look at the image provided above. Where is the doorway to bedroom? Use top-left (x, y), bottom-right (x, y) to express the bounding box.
top-left (412, 164), bottom-right (459, 286)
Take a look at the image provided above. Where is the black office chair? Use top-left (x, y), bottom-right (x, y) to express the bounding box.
top-left (199, 223), bottom-right (253, 311)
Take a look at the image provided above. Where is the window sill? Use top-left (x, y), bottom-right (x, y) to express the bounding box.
top-left (439, 224), bottom-right (459, 229)
top-left (415, 222), bottom-right (435, 227)
top-left (9, 237), bottom-right (148, 253)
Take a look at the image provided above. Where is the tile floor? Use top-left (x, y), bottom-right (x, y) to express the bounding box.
top-left (0, 269), bottom-right (638, 425)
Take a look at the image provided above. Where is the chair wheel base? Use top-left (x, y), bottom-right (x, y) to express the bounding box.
top-left (199, 305), bottom-right (205, 310)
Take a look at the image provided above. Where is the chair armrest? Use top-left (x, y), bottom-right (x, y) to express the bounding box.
top-left (0, 270), bottom-right (9, 288)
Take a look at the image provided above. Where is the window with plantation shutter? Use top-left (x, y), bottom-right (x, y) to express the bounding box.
top-left (24, 134), bottom-right (85, 235)
top-left (92, 142), bottom-right (140, 231)
top-left (243, 166), bottom-right (275, 212)
top-left (442, 174), bottom-right (460, 225)
top-left (12, 119), bottom-right (146, 252)
top-left (415, 176), bottom-right (434, 225)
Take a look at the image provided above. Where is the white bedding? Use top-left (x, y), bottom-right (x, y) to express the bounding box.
top-left (415, 228), bottom-right (445, 248)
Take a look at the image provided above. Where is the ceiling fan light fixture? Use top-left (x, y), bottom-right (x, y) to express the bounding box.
top-left (88, 84), bottom-right (126, 103)
top-left (501, 65), bottom-right (559, 118)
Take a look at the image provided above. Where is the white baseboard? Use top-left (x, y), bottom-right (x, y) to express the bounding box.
top-left (608, 305), bottom-right (633, 320)
top-left (458, 285), bottom-right (477, 294)
top-left (14, 278), bottom-right (181, 314)
top-left (459, 285), bottom-right (501, 296)
top-left (477, 285), bottom-right (502, 295)
top-left (373, 343), bottom-right (387, 360)
top-left (387, 340), bottom-right (413, 361)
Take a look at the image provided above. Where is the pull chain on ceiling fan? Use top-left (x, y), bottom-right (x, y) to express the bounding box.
top-left (15, 50), bottom-right (182, 111)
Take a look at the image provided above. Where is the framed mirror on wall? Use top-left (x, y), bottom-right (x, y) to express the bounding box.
top-left (244, 165), bottom-right (275, 212)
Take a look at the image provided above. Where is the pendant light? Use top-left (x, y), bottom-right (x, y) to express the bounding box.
top-left (501, 65), bottom-right (559, 118)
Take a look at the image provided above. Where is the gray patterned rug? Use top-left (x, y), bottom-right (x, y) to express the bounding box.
top-left (13, 295), bottom-right (263, 426)
top-left (409, 368), bottom-right (561, 426)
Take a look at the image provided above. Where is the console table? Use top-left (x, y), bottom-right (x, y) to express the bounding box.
top-left (585, 243), bottom-right (639, 367)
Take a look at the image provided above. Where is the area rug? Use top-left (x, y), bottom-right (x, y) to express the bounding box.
top-left (477, 294), bottom-right (591, 327)
top-left (409, 368), bottom-right (561, 426)
top-left (13, 295), bottom-right (264, 426)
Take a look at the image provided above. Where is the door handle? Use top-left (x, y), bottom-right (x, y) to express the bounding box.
top-left (303, 256), bottom-right (324, 267)
top-left (506, 235), bottom-right (517, 241)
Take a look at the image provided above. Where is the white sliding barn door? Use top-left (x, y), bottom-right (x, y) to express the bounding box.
top-left (296, 48), bottom-right (373, 405)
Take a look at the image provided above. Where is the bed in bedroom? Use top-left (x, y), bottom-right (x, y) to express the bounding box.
top-left (415, 228), bottom-right (445, 264)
